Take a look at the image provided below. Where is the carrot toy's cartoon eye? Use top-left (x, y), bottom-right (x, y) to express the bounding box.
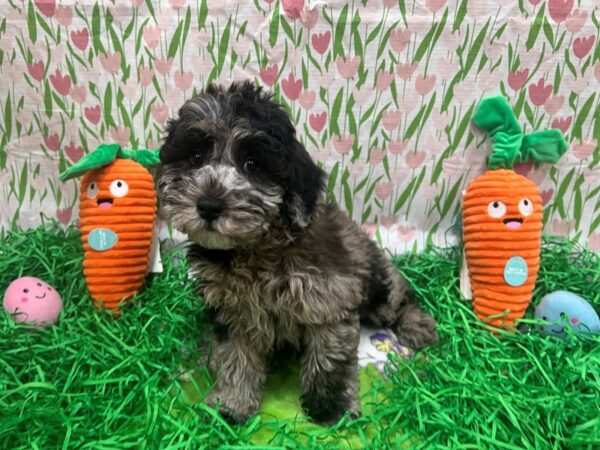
top-left (487, 200), bottom-right (506, 218)
top-left (87, 182), bottom-right (99, 199)
top-left (519, 198), bottom-right (534, 216)
top-left (110, 179), bottom-right (129, 198)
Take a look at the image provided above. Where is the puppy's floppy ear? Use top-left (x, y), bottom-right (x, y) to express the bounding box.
top-left (160, 85), bottom-right (223, 164)
top-left (283, 139), bottom-right (326, 228)
top-left (159, 113), bottom-right (208, 164)
top-left (160, 113), bottom-right (193, 165)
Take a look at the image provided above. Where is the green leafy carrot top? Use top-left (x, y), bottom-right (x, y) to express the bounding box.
top-left (59, 144), bottom-right (160, 182)
top-left (471, 96), bottom-right (568, 170)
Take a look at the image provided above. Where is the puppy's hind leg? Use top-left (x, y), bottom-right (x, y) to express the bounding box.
top-left (391, 293), bottom-right (438, 350)
top-left (361, 250), bottom-right (438, 350)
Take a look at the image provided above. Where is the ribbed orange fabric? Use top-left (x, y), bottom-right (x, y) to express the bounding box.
top-left (463, 169), bottom-right (542, 328)
top-left (79, 159), bottom-right (156, 314)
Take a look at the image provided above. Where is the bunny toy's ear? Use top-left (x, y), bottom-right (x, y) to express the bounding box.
top-left (59, 144), bottom-right (161, 182)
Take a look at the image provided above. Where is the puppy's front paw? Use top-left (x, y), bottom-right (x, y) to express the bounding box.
top-left (205, 388), bottom-right (257, 424)
top-left (301, 392), bottom-right (361, 426)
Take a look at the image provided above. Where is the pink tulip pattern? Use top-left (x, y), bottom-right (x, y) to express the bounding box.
top-left (27, 61), bottom-right (45, 81)
top-left (312, 32), bottom-right (331, 54)
top-left (0, 0), bottom-right (598, 253)
top-left (309, 112), bottom-right (327, 132)
top-left (71, 28), bottom-right (89, 50)
top-left (260, 64), bottom-right (279, 86)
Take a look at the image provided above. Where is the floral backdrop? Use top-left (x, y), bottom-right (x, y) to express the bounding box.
top-left (0, 0), bottom-right (599, 253)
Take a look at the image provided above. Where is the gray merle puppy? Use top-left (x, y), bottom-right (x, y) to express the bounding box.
top-left (157, 81), bottom-right (437, 426)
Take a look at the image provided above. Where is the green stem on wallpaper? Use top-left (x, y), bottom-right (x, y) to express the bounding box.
top-left (339, 154), bottom-right (345, 202)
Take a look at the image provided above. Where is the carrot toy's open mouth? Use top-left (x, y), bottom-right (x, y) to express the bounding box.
top-left (503, 217), bottom-right (523, 229)
top-left (97, 198), bottom-right (114, 210)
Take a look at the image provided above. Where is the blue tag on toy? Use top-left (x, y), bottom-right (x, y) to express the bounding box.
top-left (88, 228), bottom-right (118, 251)
top-left (504, 256), bottom-right (528, 286)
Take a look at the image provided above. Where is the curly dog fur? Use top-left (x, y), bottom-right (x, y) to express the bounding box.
top-left (157, 81), bottom-right (437, 425)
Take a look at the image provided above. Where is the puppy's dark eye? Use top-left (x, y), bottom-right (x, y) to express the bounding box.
top-left (244, 159), bottom-right (259, 173)
top-left (190, 152), bottom-right (203, 167)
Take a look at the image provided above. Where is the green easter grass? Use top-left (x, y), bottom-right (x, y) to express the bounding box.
top-left (1, 225), bottom-right (599, 449)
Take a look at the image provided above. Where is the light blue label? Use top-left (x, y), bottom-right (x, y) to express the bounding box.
top-left (504, 256), bottom-right (528, 287)
top-left (88, 228), bottom-right (118, 252)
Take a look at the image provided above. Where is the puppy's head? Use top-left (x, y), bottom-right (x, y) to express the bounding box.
top-left (157, 81), bottom-right (325, 250)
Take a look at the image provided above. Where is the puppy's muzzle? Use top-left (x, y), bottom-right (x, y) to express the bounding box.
top-left (196, 196), bottom-right (225, 222)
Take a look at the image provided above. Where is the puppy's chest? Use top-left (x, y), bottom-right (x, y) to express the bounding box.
top-left (199, 257), bottom-right (301, 307)
top-left (194, 254), bottom-right (345, 326)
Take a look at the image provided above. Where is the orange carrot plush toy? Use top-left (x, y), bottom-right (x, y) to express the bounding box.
top-left (60, 144), bottom-right (160, 314)
top-left (463, 97), bottom-right (568, 329)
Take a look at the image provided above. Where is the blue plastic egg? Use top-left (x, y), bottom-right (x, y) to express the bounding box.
top-left (535, 291), bottom-right (600, 337)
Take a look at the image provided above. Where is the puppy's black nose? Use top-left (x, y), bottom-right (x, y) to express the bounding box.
top-left (196, 197), bottom-right (225, 222)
